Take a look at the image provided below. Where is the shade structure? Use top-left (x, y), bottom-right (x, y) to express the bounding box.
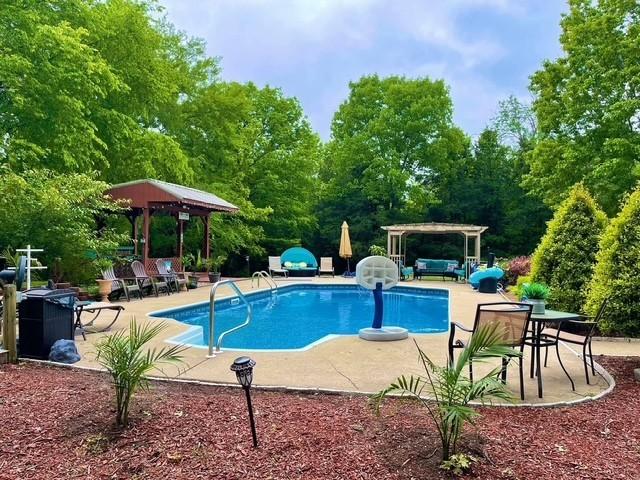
top-left (339, 221), bottom-right (353, 277)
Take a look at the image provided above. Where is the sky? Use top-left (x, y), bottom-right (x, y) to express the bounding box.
top-left (160, 0), bottom-right (567, 140)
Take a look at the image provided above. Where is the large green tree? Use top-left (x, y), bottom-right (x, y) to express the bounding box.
top-left (316, 75), bottom-right (468, 257)
top-left (527, 0), bottom-right (640, 214)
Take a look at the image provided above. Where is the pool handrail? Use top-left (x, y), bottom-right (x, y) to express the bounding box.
top-left (250, 270), bottom-right (278, 293)
top-left (208, 279), bottom-right (253, 356)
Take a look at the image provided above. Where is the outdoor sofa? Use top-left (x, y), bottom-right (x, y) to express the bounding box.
top-left (414, 258), bottom-right (460, 281)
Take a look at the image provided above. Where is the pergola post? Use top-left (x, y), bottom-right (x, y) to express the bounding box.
top-left (475, 233), bottom-right (481, 263)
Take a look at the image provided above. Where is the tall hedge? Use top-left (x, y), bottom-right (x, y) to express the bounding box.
top-left (530, 184), bottom-right (607, 313)
top-left (586, 187), bottom-right (640, 336)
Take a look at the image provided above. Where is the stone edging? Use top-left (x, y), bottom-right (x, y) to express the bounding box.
top-left (592, 336), bottom-right (640, 343)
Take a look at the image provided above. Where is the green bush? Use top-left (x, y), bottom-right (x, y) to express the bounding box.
top-left (586, 187), bottom-right (640, 336)
top-left (530, 184), bottom-right (607, 313)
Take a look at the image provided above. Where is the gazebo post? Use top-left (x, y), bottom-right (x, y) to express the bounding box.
top-left (142, 207), bottom-right (150, 261)
top-left (203, 215), bottom-right (211, 259)
top-left (133, 213), bottom-right (139, 256)
top-left (177, 214), bottom-right (184, 261)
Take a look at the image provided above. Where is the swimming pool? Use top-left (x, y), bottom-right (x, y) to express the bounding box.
top-left (151, 284), bottom-right (450, 351)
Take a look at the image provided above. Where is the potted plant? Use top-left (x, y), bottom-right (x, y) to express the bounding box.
top-left (206, 255), bottom-right (226, 283)
top-left (520, 282), bottom-right (550, 314)
top-left (181, 253), bottom-right (199, 289)
top-left (94, 258), bottom-right (114, 302)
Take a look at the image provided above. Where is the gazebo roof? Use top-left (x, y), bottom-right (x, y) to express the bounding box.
top-left (107, 179), bottom-right (238, 213)
top-left (381, 222), bottom-right (488, 235)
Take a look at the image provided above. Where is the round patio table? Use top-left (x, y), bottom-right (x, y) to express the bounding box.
top-left (526, 309), bottom-right (581, 398)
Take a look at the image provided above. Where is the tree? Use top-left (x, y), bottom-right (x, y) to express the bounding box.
top-left (586, 185), bottom-right (640, 336)
top-left (530, 184), bottom-right (607, 313)
top-left (0, 167), bottom-right (125, 283)
top-left (316, 75), bottom-right (468, 258)
top-left (526, 0), bottom-right (640, 214)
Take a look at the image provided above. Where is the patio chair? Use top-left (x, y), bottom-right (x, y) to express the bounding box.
top-left (449, 302), bottom-right (533, 400)
top-left (156, 259), bottom-right (187, 293)
top-left (319, 257), bottom-right (334, 277)
top-left (268, 256), bottom-right (288, 278)
top-left (542, 298), bottom-right (609, 390)
top-left (131, 261), bottom-right (171, 297)
top-left (102, 267), bottom-right (141, 301)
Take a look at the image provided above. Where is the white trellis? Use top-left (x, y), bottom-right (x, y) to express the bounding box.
top-left (15, 245), bottom-right (47, 290)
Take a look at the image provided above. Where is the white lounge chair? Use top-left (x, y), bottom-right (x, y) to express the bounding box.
top-left (319, 257), bottom-right (334, 277)
top-left (268, 256), bottom-right (288, 278)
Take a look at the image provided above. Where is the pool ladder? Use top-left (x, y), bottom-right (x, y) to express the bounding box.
top-left (251, 270), bottom-right (278, 294)
top-left (208, 279), bottom-right (253, 357)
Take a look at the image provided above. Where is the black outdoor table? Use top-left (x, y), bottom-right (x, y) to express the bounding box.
top-left (74, 301), bottom-right (124, 340)
top-left (526, 309), bottom-right (581, 398)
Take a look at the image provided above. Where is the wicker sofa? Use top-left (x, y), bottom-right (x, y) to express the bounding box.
top-left (414, 258), bottom-right (460, 281)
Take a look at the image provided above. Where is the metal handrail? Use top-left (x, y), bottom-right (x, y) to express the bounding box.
top-left (208, 280), bottom-right (253, 356)
top-left (251, 270), bottom-right (278, 293)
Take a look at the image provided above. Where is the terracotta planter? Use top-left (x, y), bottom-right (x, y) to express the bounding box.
top-left (96, 279), bottom-right (112, 302)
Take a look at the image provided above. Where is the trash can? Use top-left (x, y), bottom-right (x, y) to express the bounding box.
top-left (478, 277), bottom-right (498, 294)
top-left (18, 288), bottom-right (75, 359)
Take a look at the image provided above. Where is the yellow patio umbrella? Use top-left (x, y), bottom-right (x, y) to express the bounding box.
top-left (339, 221), bottom-right (353, 275)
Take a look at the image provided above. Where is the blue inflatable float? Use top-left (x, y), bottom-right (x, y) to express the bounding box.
top-left (469, 267), bottom-right (504, 289)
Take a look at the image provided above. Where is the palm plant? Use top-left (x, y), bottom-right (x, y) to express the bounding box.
top-left (96, 319), bottom-right (186, 426)
top-left (371, 324), bottom-right (520, 462)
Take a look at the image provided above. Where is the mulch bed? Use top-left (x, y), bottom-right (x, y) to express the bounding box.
top-left (0, 356), bottom-right (639, 479)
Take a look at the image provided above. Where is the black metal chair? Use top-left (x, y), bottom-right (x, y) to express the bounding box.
top-left (542, 298), bottom-right (608, 390)
top-left (449, 302), bottom-right (533, 400)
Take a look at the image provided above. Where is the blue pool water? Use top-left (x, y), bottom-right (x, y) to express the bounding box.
top-left (151, 284), bottom-right (449, 351)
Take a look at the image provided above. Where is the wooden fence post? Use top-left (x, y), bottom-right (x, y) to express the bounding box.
top-left (2, 285), bottom-right (17, 363)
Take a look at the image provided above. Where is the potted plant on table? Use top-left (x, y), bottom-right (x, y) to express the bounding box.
top-left (206, 255), bottom-right (226, 284)
top-left (94, 258), bottom-right (114, 302)
top-left (520, 282), bottom-right (550, 314)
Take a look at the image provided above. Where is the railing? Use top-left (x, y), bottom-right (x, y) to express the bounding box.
top-left (208, 280), bottom-right (253, 356)
top-left (250, 270), bottom-right (278, 293)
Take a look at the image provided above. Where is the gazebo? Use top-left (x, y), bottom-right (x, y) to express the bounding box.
top-left (106, 179), bottom-right (238, 272)
top-left (381, 222), bottom-right (488, 274)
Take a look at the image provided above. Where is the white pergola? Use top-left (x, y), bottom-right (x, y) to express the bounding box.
top-left (381, 222), bottom-right (489, 275)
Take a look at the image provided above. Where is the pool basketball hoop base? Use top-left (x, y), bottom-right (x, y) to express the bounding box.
top-left (355, 256), bottom-right (408, 342)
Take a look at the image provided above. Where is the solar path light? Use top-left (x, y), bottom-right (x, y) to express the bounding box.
top-left (230, 356), bottom-right (258, 448)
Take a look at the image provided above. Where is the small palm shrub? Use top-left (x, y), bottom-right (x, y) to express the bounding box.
top-left (96, 319), bottom-right (186, 426)
top-left (586, 187), bottom-right (640, 336)
top-left (369, 245), bottom-right (387, 256)
top-left (531, 183), bottom-right (607, 313)
top-left (371, 324), bottom-right (519, 462)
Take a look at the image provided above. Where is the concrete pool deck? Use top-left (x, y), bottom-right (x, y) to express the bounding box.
top-left (73, 276), bottom-right (630, 405)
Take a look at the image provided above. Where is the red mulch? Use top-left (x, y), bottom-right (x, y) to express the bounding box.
top-left (0, 356), bottom-right (639, 480)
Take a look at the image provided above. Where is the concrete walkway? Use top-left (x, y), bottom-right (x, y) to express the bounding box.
top-left (74, 277), bottom-right (623, 405)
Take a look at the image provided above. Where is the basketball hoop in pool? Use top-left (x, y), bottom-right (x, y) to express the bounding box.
top-left (355, 256), bottom-right (408, 341)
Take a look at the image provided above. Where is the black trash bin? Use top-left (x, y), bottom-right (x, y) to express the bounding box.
top-left (478, 276), bottom-right (498, 294)
top-left (18, 288), bottom-right (75, 359)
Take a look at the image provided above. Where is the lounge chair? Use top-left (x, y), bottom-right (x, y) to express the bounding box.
top-left (449, 302), bottom-right (533, 400)
top-left (268, 256), bottom-right (289, 278)
top-left (156, 259), bottom-right (187, 293)
top-left (74, 300), bottom-right (124, 340)
top-left (102, 267), bottom-right (141, 301)
top-left (131, 261), bottom-right (171, 297)
top-left (319, 257), bottom-right (334, 277)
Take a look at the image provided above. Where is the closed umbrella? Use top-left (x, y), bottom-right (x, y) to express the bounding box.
top-left (339, 221), bottom-right (353, 276)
